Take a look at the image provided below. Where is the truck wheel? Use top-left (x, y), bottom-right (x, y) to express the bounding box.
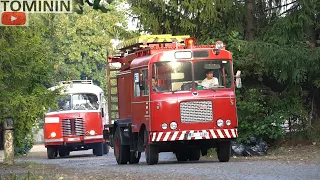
top-left (58, 147), bottom-right (69, 158)
top-left (94, 142), bottom-right (103, 156)
top-left (175, 150), bottom-right (188, 161)
top-left (129, 151), bottom-right (141, 164)
top-left (144, 130), bottom-right (159, 165)
top-left (188, 148), bottom-right (200, 161)
top-left (103, 142), bottom-right (109, 154)
top-left (114, 128), bottom-right (129, 164)
top-left (47, 147), bottom-right (57, 159)
top-left (59, 147), bottom-right (70, 157)
top-left (217, 140), bottom-right (231, 162)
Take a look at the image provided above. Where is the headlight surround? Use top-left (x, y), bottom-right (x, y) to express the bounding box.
top-left (170, 122), bottom-right (178, 130)
top-left (89, 130), bottom-right (95, 135)
top-left (161, 123), bottom-right (168, 130)
top-left (217, 119), bottom-right (224, 127)
top-left (50, 132), bottom-right (56, 138)
top-left (215, 41), bottom-right (224, 49)
top-left (226, 120), bottom-right (231, 126)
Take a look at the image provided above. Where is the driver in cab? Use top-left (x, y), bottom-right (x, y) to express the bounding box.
top-left (201, 70), bottom-right (219, 88)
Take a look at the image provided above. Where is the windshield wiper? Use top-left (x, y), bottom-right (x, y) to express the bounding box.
top-left (207, 86), bottom-right (225, 89)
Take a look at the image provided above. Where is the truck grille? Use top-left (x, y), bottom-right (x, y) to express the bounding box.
top-left (180, 101), bottom-right (213, 123)
top-left (74, 118), bottom-right (85, 136)
top-left (61, 118), bottom-right (85, 136)
top-left (62, 119), bottom-right (72, 136)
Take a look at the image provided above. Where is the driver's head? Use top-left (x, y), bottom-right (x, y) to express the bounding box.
top-left (152, 77), bottom-right (157, 86)
top-left (205, 70), bottom-right (214, 79)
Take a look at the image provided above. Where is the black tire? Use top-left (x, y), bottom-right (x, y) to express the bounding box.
top-left (175, 150), bottom-right (188, 162)
top-left (217, 140), bottom-right (231, 162)
top-left (114, 128), bottom-right (130, 164)
top-left (144, 130), bottom-right (159, 165)
top-left (129, 151), bottom-right (141, 164)
top-left (94, 142), bottom-right (103, 156)
top-left (58, 147), bottom-right (69, 158)
top-left (188, 148), bottom-right (201, 161)
top-left (103, 142), bottom-right (109, 154)
top-left (47, 147), bottom-right (57, 159)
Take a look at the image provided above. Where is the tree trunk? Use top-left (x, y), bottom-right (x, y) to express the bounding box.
top-left (4, 129), bottom-right (14, 165)
top-left (245, 0), bottom-right (255, 41)
top-left (308, 21), bottom-right (317, 47)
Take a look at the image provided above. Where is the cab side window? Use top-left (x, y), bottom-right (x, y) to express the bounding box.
top-left (142, 69), bottom-right (149, 96)
top-left (133, 71), bottom-right (140, 97)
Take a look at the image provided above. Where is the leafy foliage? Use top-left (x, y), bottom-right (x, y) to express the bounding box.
top-left (0, 1), bottom-right (132, 155)
top-left (236, 87), bottom-right (308, 143)
top-left (0, 15), bottom-right (59, 155)
top-left (47, 4), bottom-right (135, 91)
top-left (128, 0), bottom-right (320, 142)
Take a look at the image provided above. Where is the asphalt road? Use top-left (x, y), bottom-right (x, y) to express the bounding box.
top-left (15, 144), bottom-right (320, 180)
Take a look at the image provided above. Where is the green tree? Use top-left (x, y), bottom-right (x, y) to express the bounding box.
top-left (0, 15), bottom-right (59, 154)
top-left (128, 0), bottom-right (320, 142)
top-left (48, 4), bottom-right (135, 91)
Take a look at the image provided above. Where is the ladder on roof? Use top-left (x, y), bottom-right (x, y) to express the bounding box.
top-left (60, 80), bottom-right (93, 85)
top-left (114, 34), bottom-right (190, 56)
top-left (106, 62), bottom-right (120, 124)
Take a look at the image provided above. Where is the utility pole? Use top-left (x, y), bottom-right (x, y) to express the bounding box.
top-left (4, 117), bottom-right (14, 165)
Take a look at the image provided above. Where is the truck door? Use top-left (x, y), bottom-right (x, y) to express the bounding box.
top-left (132, 68), bottom-right (149, 132)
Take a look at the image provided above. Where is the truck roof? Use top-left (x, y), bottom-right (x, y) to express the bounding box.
top-left (129, 48), bottom-right (233, 69)
top-left (49, 80), bottom-right (103, 95)
top-left (109, 34), bottom-right (231, 71)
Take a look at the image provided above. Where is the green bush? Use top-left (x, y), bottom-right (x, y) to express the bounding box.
top-left (236, 87), bottom-right (308, 143)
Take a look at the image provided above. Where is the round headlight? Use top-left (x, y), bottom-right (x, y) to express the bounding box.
top-left (161, 123), bottom-right (168, 130)
top-left (51, 132), bottom-right (56, 138)
top-left (226, 120), bottom-right (231, 126)
top-left (170, 122), bottom-right (178, 130)
top-left (215, 41), bottom-right (224, 49)
top-left (89, 130), bottom-right (95, 135)
top-left (217, 119), bottom-right (224, 127)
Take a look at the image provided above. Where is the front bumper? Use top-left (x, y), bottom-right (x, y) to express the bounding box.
top-left (150, 128), bottom-right (237, 142)
top-left (44, 135), bottom-right (104, 145)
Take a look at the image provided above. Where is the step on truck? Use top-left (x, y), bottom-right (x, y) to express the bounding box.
top-left (104, 34), bottom-right (242, 165)
top-left (44, 80), bottom-right (109, 159)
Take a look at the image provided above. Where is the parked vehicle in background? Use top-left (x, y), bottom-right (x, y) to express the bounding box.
top-left (44, 80), bottom-right (109, 159)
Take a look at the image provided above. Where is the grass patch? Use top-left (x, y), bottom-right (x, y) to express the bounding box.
top-left (0, 161), bottom-right (70, 180)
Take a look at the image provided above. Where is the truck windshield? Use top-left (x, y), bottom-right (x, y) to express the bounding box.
top-left (152, 61), bottom-right (192, 92)
top-left (152, 60), bottom-right (233, 92)
top-left (49, 93), bottom-right (99, 112)
top-left (194, 60), bottom-right (233, 89)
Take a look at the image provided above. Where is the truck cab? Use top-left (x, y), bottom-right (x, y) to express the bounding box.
top-left (44, 80), bottom-right (109, 159)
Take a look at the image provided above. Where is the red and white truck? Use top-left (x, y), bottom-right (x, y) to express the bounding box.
top-left (104, 34), bottom-right (242, 165)
top-left (44, 80), bottom-right (109, 159)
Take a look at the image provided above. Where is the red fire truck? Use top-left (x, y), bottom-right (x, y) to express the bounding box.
top-left (44, 80), bottom-right (109, 159)
top-left (105, 34), bottom-right (242, 165)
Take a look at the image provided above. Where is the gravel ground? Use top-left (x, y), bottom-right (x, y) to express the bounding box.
top-left (1, 144), bottom-right (319, 180)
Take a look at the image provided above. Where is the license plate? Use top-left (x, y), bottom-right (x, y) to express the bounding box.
top-left (67, 137), bottom-right (80, 141)
top-left (188, 132), bottom-right (208, 137)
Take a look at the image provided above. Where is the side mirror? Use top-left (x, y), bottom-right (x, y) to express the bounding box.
top-left (101, 108), bottom-right (105, 117)
top-left (139, 82), bottom-right (145, 90)
top-left (138, 71), bottom-right (145, 90)
top-left (235, 70), bottom-right (242, 88)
